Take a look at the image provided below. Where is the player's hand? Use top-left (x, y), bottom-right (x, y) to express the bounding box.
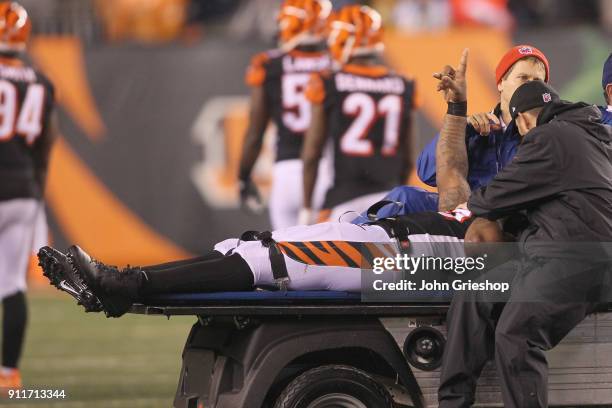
top-left (468, 112), bottom-right (501, 136)
top-left (433, 48), bottom-right (469, 103)
top-left (239, 179), bottom-right (264, 214)
top-left (298, 207), bottom-right (314, 225)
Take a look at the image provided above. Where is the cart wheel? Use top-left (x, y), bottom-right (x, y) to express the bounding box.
top-left (273, 364), bottom-right (393, 408)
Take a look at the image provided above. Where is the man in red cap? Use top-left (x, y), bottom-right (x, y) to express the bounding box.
top-left (349, 44), bottom-right (549, 223)
top-left (416, 44), bottom-right (549, 210)
top-left (486, 45), bottom-right (549, 130)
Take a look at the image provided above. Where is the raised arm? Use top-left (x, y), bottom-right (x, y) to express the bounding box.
top-left (433, 48), bottom-right (472, 211)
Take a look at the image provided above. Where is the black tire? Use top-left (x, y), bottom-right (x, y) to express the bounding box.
top-left (273, 364), bottom-right (393, 408)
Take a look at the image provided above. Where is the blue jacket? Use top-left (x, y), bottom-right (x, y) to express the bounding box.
top-left (600, 106), bottom-right (612, 125)
top-left (417, 119), bottom-right (521, 191)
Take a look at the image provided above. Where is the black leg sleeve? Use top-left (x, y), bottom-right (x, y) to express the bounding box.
top-left (2, 291), bottom-right (27, 369)
top-left (143, 250), bottom-right (223, 272)
top-left (141, 253), bottom-right (254, 295)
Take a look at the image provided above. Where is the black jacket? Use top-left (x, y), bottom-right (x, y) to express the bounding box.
top-left (468, 101), bottom-right (612, 258)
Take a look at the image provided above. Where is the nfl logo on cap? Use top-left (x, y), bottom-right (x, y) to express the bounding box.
top-left (518, 46), bottom-right (533, 55)
top-left (542, 93), bottom-right (552, 103)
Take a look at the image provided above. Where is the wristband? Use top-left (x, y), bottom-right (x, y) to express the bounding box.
top-left (447, 101), bottom-right (467, 117)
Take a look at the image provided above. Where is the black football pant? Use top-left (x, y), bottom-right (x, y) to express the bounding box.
top-left (140, 250), bottom-right (254, 295)
top-left (438, 258), bottom-right (606, 408)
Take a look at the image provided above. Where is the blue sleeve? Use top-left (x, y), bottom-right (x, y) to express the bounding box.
top-left (351, 186), bottom-right (440, 224)
top-left (416, 134), bottom-right (439, 187)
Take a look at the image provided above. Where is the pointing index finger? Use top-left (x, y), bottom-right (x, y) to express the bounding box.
top-left (457, 48), bottom-right (469, 76)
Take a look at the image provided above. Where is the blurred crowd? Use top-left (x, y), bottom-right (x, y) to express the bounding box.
top-left (18, 0), bottom-right (612, 44)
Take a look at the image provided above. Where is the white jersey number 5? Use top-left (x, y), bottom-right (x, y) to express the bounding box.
top-left (282, 73), bottom-right (311, 133)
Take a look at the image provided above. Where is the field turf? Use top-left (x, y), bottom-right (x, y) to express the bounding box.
top-left (1, 290), bottom-right (194, 408)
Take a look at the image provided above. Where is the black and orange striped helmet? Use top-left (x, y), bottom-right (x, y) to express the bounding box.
top-left (0, 2), bottom-right (30, 50)
top-left (328, 5), bottom-right (383, 64)
top-left (277, 0), bottom-right (332, 52)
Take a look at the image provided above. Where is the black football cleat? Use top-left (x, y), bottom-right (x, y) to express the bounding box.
top-left (67, 245), bottom-right (145, 318)
top-left (37, 246), bottom-right (102, 312)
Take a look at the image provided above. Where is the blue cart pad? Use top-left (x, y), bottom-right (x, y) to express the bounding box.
top-left (144, 290), bottom-right (362, 304)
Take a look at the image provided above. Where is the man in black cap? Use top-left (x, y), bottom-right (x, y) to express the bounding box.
top-left (438, 79), bottom-right (612, 407)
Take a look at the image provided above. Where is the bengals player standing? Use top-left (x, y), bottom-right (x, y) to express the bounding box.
top-left (302, 5), bottom-right (416, 224)
top-left (238, 0), bottom-right (333, 229)
top-left (0, 2), bottom-right (57, 392)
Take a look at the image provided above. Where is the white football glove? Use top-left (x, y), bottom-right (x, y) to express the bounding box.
top-left (297, 207), bottom-right (314, 225)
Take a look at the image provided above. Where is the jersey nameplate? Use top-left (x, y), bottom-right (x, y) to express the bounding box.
top-left (335, 73), bottom-right (404, 94)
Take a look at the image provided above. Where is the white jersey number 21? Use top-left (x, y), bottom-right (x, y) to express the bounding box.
top-left (340, 92), bottom-right (402, 157)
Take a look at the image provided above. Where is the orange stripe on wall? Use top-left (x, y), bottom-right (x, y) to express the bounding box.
top-left (46, 138), bottom-right (191, 265)
top-left (384, 27), bottom-right (511, 129)
top-left (30, 36), bottom-right (106, 141)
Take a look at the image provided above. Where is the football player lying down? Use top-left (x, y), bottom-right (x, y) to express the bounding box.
top-left (38, 49), bottom-right (502, 318)
top-left (37, 209), bottom-right (505, 317)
